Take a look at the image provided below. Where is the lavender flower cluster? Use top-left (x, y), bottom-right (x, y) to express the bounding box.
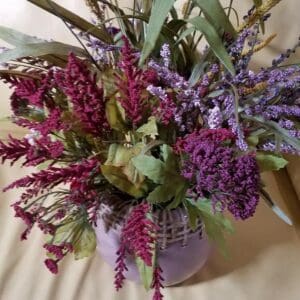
top-left (147, 31), bottom-right (300, 153)
top-left (177, 129), bottom-right (260, 220)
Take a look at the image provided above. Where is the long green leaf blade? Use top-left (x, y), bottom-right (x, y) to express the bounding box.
top-left (0, 42), bottom-right (87, 64)
top-left (260, 188), bottom-right (292, 226)
top-left (188, 61), bottom-right (208, 86)
top-left (188, 16), bottom-right (235, 75)
top-left (102, 1), bottom-right (137, 46)
top-left (27, 0), bottom-right (112, 43)
top-left (136, 256), bottom-right (154, 291)
top-left (175, 27), bottom-right (195, 45)
top-left (192, 0), bottom-right (236, 37)
top-left (139, 0), bottom-right (176, 66)
top-left (186, 198), bottom-right (234, 257)
top-left (243, 115), bottom-right (300, 151)
top-left (0, 26), bottom-right (43, 46)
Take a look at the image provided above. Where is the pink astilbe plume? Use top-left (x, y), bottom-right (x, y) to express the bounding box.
top-left (66, 179), bottom-right (104, 225)
top-left (0, 135), bottom-right (31, 165)
top-left (114, 244), bottom-right (128, 291)
top-left (7, 158), bottom-right (99, 242)
top-left (38, 108), bottom-right (67, 135)
top-left (15, 108), bottom-right (67, 136)
top-left (0, 134), bottom-right (64, 167)
top-left (43, 243), bottom-right (73, 274)
top-left (115, 37), bottom-right (154, 127)
top-left (54, 53), bottom-right (109, 136)
top-left (114, 202), bottom-right (158, 290)
top-left (151, 266), bottom-right (164, 300)
top-left (11, 78), bottom-right (43, 108)
top-left (2, 71), bottom-right (55, 114)
top-left (44, 258), bottom-right (59, 274)
top-left (25, 136), bottom-right (65, 166)
top-left (12, 204), bottom-right (35, 240)
top-left (155, 94), bottom-right (176, 125)
top-left (121, 202), bottom-right (157, 265)
top-left (3, 158), bottom-right (99, 193)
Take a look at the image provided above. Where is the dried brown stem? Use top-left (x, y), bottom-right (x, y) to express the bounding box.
top-left (238, 0), bottom-right (282, 32)
top-left (242, 33), bottom-right (277, 56)
top-left (85, 0), bottom-right (105, 22)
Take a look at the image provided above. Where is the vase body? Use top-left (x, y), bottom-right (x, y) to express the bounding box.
top-left (95, 201), bottom-right (212, 286)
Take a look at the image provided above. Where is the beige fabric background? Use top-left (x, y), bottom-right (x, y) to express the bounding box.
top-left (0, 1), bottom-right (300, 300)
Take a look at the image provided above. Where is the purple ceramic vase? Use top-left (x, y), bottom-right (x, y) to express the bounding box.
top-left (95, 202), bottom-right (212, 286)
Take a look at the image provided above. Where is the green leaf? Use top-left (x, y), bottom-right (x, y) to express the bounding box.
top-left (247, 135), bottom-right (259, 147)
top-left (188, 61), bottom-right (209, 87)
top-left (161, 144), bottom-right (189, 209)
top-left (175, 27), bottom-right (195, 45)
top-left (105, 143), bottom-right (143, 167)
top-left (166, 19), bottom-right (186, 35)
top-left (148, 174), bottom-right (188, 206)
top-left (266, 120), bottom-right (300, 151)
top-left (105, 98), bottom-right (127, 132)
top-left (260, 188), bottom-right (293, 226)
top-left (133, 145), bottom-right (188, 206)
top-left (148, 181), bottom-right (187, 205)
top-left (139, 0), bottom-right (176, 66)
top-left (192, 0), bottom-right (236, 37)
top-left (143, 144), bottom-right (187, 206)
top-left (136, 116), bottom-right (158, 138)
top-left (0, 25), bottom-right (43, 46)
top-left (186, 198), bottom-right (234, 257)
top-left (207, 90), bottom-right (225, 98)
top-left (166, 180), bottom-right (189, 209)
top-left (105, 143), bottom-right (128, 166)
top-left (188, 16), bottom-right (235, 75)
top-left (0, 42), bottom-right (87, 64)
top-left (136, 256), bottom-right (154, 291)
top-left (135, 211), bottom-right (156, 290)
top-left (104, 1), bottom-right (137, 46)
top-left (27, 0), bottom-right (112, 43)
top-left (131, 154), bottom-right (166, 184)
top-left (147, 182), bottom-right (174, 204)
top-left (50, 218), bottom-right (77, 245)
top-left (48, 216), bottom-right (97, 261)
top-left (243, 115), bottom-right (300, 151)
top-left (73, 224), bottom-right (97, 260)
top-left (105, 143), bottom-right (146, 187)
top-left (256, 153), bottom-right (288, 172)
top-left (104, 11), bottom-right (192, 73)
top-left (101, 165), bottom-right (147, 198)
top-left (161, 144), bottom-right (171, 163)
top-left (161, 144), bottom-right (178, 171)
top-left (124, 160), bottom-right (146, 188)
top-left (184, 201), bottom-right (199, 230)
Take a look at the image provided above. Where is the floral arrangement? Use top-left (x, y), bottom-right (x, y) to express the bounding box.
top-left (0, 0), bottom-right (299, 299)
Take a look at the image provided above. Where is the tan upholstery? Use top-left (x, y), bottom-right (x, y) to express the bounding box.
top-left (0, 1), bottom-right (299, 299)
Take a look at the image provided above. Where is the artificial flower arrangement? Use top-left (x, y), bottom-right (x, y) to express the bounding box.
top-left (0, 0), bottom-right (299, 299)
